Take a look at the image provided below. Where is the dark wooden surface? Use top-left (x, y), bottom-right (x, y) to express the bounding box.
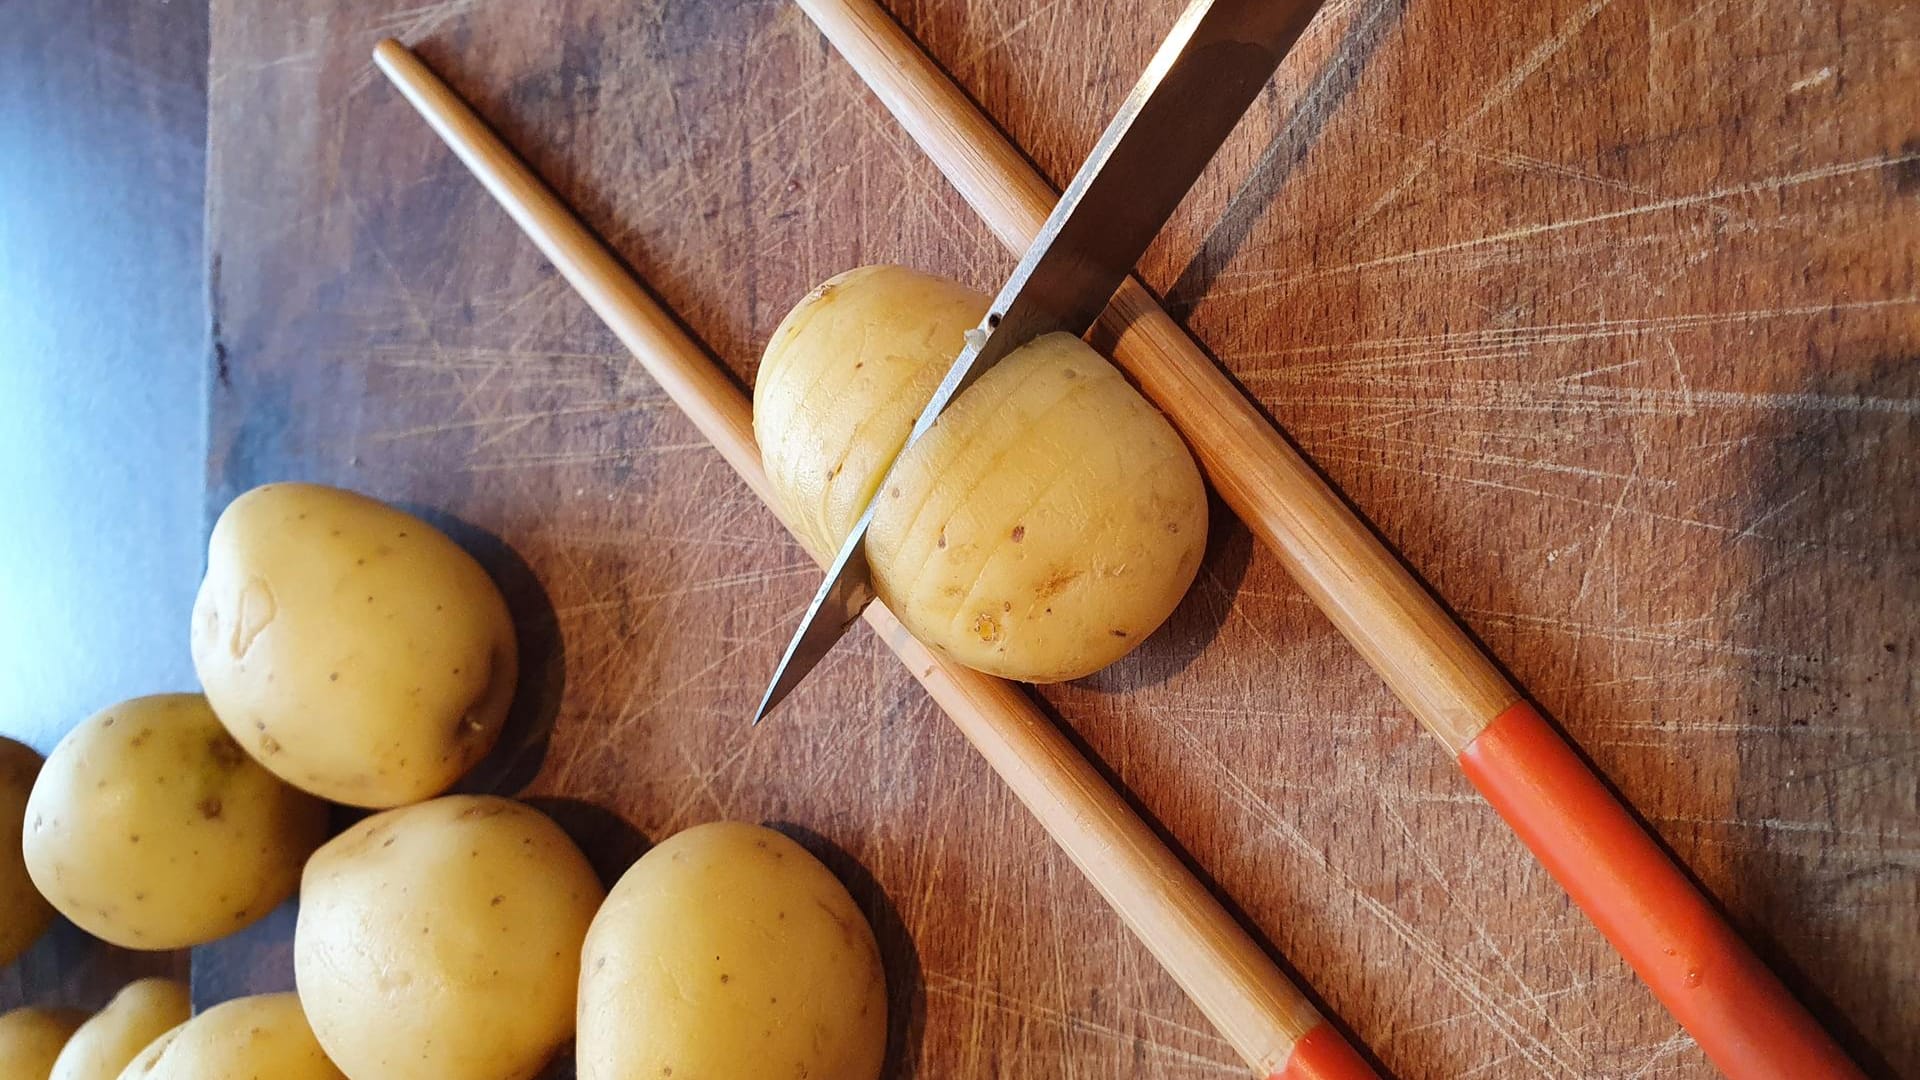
top-left (199, 0), bottom-right (1917, 1076)
top-left (0, 0), bottom-right (205, 1013)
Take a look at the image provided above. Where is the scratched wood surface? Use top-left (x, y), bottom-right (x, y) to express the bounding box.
top-left (202, 0), bottom-right (1918, 1076)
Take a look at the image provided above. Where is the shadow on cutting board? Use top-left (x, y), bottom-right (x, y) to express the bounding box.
top-left (1725, 351), bottom-right (1920, 1079)
top-left (770, 822), bottom-right (927, 1080)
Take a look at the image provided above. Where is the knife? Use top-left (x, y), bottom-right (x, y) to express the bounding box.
top-left (754, 0), bottom-right (1324, 723)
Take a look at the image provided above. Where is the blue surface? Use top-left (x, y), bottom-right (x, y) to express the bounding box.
top-left (0, 5), bottom-right (209, 752)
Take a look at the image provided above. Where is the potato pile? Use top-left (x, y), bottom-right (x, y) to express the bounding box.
top-left (49, 978), bottom-right (189, 1080)
top-left (5, 482), bottom-right (891, 1080)
top-left (117, 993), bottom-right (344, 1080)
top-left (755, 264), bottom-right (1210, 682)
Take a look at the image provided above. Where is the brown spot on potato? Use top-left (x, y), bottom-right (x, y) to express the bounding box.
top-left (936, 530), bottom-right (946, 549)
top-left (198, 797), bottom-right (224, 820)
top-left (1034, 567), bottom-right (1084, 603)
top-left (259, 734), bottom-right (281, 755)
top-left (1110, 628), bottom-right (1129, 637)
top-left (491, 895), bottom-right (505, 906)
top-left (1010, 524), bottom-right (1025, 542)
top-left (207, 734), bottom-right (244, 769)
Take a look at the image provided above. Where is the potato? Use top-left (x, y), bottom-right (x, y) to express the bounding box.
top-left (0, 1006), bottom-right (86, 1080)
top-left (1, 737), bottom-right (55, 964)
top-left (295, 795), bottom-right (603, 1080)
top-left (22, 694), bottom-right (329, 949)
top-left (755, 266), bottom-right (1208, 682)
top-left (755, 265), bottom-right (990, 557)
top-left (191, 482), bottom-right (517, 807)
top-left (49, 979), bottom-right (191, 1080)
top-left (113, 993), bottom-right (343, 1080)
top-left (578, 822), bottom-right (886, 1080)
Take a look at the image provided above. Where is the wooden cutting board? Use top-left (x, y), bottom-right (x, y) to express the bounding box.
top-left (200, 0), bottom-right (1919, 1075)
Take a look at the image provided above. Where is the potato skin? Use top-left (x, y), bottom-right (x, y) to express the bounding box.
top-left (755, 267), bottom-right (1208, 682)
top-left (578, 822), bottom-right (886, 1080)
top-left (50, 979), bottom-right (191, 1080)
top-left (0, 1006), bottom-right (86, 1080)
top-left (21, 694), bottom-right (329, 950)
top-left (113, 993), bottom-right (343, 1080)
top-left (870, 331), bottom-right (1208, 680)
top-left (295, 795), bottom-right (604, 1080)
top-left (0, 737), bottom-right (55, 964)
top-left (754, 265), bottom-right (989, 557)
top-left (191, 482), bottom-right (517, 807)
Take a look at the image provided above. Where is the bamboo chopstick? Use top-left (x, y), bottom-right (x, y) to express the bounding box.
top-left (790, 2), bottom-right (1865, 1076)
top-left (372, 39), bottom-right (1378, 1080)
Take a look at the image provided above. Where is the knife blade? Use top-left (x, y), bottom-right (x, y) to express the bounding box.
top-left (755, 0), bottom-right (1323, 723)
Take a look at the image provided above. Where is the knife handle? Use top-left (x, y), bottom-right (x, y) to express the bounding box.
top-left (1460, 702), bottom-right (1864, 1079)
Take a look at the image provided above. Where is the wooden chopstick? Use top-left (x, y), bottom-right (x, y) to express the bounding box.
top-left (790, 2), bottom-right (1866, 1076)
top-left (372, 39), bottom-right (1378, 1080)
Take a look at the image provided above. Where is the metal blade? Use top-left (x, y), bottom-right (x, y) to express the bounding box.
top-left (753, 0), bottom-right (1322, 723)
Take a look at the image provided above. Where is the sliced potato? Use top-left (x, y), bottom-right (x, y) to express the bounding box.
top-left (754, 264), bottom-right (989, 557)
top-left (22, 694), bottom-right (329, 950)
top-left (755, 267), bottom-right (1208, 681)
top-left (578, 822), bottom-right (886, 1080)
top-left (191, 482), bottom-right (517, 807)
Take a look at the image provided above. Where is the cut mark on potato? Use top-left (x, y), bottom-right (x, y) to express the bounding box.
top-left (228, 577), bottom-right (277, 659)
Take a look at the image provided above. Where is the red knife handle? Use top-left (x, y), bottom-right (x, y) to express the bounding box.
top-left (1271, 1021), bottom-right (1377, 1080)
top-left (1459, 701), bottom-right (1862, 1079)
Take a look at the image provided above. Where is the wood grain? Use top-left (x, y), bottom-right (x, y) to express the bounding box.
top-left (203, 0), bottom-right (1919, 1076)
top-left (371, 39), bottom-right (1339, 1075)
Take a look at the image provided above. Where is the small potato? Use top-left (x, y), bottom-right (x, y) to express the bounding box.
top-left (0, 1006), bottom-right (86, 1080)
top-left (754, 265), bottom-right (990, 557)
top-left (578, 822), bottom-right (886, 1080)
top-left (755, 267), bottom-right (1208, 682)
top-left (295, 795), bottom-right (604, 1080)
top-left (192, 483), bottom-right (517, 807)
top-left (1, 737), bottom-right (55, 964)
top-left (50, 978), bottom-right (191, 1080)
top-left (22, 694), bottom-right (329, 950)
top-left (113, 993), bottom-right (343, 1080)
